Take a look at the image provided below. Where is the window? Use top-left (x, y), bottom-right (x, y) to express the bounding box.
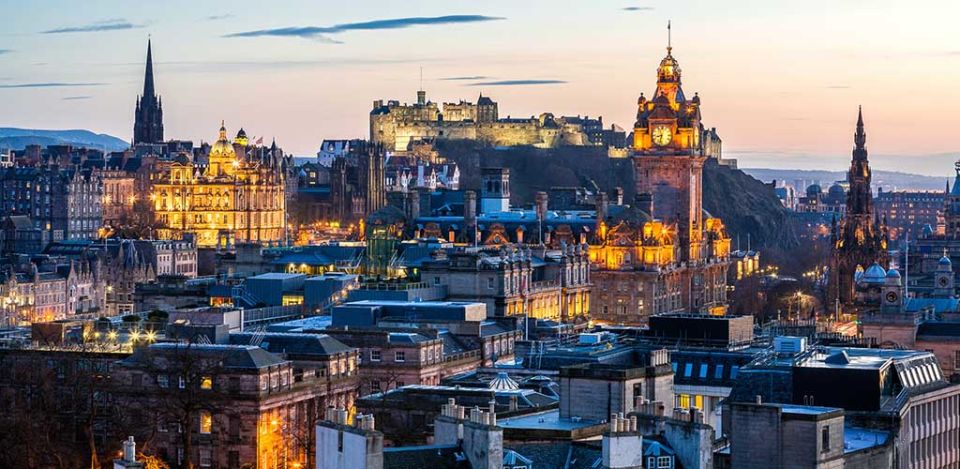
top-left (337, 430), bottom-right (344, 452)
top-left (371, 380), bottom-right (381, 391)
top-left (648, 457), bottom-right (656, 469)
top-left (200, 376), bottom-right (213, 390)
top-left (730, 366), bottom-right (740, 379)
top-left (488, 277), bottom-right (495, 289)
top-left (199, 449), bottom-right (212, 467)
top-left (657, 456), bottom-right (671, 468)
top-left (683, 363), bottom-right (693, 377)
top-left (178, 376), bottom-right (186, 389)
top-left (715, 364), bottom-right (725, 380)
top-left (694, 395), bottom-right (703, 409)
top-left (395, 351), bottom-right (406, 362)
top-left (157, 374), bottom-right (169, 388)
top-left (370, 349), bottom-right (381, 361)
top-left (200, 411), bottom-right (213, 434)
top-left (671, 362), bottom-right (677, 373)
top-left (677, 394), bottom-right (690, 408)
top-left (396, 380), bottom-right (405, 388)
top-left (699, 364), bottom-right (708, 379)
top-left (821, 426), bottom-right (830, 451)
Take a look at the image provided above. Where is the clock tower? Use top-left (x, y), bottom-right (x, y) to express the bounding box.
top-left (632, 22), bottom-right (706, 262)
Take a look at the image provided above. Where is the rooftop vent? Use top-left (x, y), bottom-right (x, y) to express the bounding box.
top-left (773, 336), bottom-right (807, 354)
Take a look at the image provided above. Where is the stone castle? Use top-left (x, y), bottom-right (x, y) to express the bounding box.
top-left (370, 90), bottom-right (611, 152)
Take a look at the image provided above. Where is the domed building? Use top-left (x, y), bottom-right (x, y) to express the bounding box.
top-left (150, 121), bottom-right (290, 248)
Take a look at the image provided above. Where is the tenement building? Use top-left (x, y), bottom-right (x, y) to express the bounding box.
top-left (590, 33), bottom-right (731, 325)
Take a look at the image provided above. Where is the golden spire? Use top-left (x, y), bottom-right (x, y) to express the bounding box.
top-left (667, 20), bottom-right (672, 56)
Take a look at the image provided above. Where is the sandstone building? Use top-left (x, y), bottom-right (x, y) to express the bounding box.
top-left (370, 90), bottom-right (614, 152)
top-left (589, 34), bottom-right (731, 325)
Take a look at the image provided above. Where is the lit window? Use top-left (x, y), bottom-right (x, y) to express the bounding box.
top-left (200, 411), bottom-right (213, 434)
top-left (157, 374), bottom-right (169, 388)
top-left (200, 376), bottom-right (213, 390)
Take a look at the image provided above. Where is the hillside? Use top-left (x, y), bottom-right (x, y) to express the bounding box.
top-left (438, 142), bottom-right (796, 250)
top-left (0, 128), bottom-right (128, 152)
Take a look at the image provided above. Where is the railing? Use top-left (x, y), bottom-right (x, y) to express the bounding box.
top-left (358, 281), bottom-right (431, 291)
top-left (242, 305), bottom-right (306, 327)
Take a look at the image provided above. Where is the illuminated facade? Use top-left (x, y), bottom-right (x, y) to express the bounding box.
top-left (590, 27), bottom-right (731, 325)
top-left (150, 122), bottom-right (288, 248)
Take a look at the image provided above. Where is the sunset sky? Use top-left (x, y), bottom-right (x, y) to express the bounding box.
top-left (1, 0), bottom-right (958, 174)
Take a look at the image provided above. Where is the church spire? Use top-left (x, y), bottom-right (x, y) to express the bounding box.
top-left (143, 38), bottom-right (155, 98)
top-left (854, 105), bottom-right (866, 151)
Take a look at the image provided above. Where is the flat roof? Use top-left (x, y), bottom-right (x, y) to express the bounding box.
top-left (844, 426), bottom-right (889, 454)
top-left (343, 300), bottom-right (485, 308)
top-left (497, 409), bottom-right (600, 431)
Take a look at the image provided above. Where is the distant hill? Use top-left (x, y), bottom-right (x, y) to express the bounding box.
top-left (0, 128), bottom-right (129, 153)
top-left (742, 167), bottom-right (947, 192)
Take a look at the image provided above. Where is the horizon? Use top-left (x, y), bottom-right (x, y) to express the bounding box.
top-left (1, 0), bottom-right (958, 174)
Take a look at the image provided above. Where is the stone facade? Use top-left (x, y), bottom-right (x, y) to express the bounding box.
top-left (149, 123), bottom-right (289, 248)
top-left (591, 39), bottom-right (731, 325)
top-left (370, 91), bottom-right (602, 153)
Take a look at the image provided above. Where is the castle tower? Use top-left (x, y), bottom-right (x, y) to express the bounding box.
top-left (133, 39), bottom-right (164, 145)
top-left (831, 107), bottom-right (888, 305)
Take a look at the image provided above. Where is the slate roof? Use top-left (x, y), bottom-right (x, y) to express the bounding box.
top-left (505, 442), bottom-right (602, 469)
top-left (229, 332), bottom-right (355, 358)
top-left (383, 445), bottom-right (468, 469)
top-left (916, 321), bottom-right (960, 339)
top-left (124, 343), bottom-right (287, 370)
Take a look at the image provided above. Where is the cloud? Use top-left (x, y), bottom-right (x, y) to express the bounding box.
top-left (42, 18), bottom-right (144, 34)
top-left (224, 15), bottom-right (505, 43)
top-left (440, 76), bottom-right (490, 81)
top-left (204, 14), bottom-right (235, 21)
top-left (622, 6), bottom-right (655, 11)
top-left (468, 79), bottom-right (567, 86)
top-left (62, 95), bottom-right (93, 100)
top-left (825, 85), bottom-right (851, 89)
top-left (0, 82), bottom-right (106, 89)
top-left (0, 49), bottom-right (11, 55)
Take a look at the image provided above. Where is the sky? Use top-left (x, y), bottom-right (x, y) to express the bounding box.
top-left (0, 0), bottom-right (958, 175)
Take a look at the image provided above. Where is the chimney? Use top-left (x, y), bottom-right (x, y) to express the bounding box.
top-left (535, 191), bottom-right (548, 220)
top-left (613, 187), bottom-right (624, 205)
top-left (461, 403), bottom-right (503, 469)
top-left (595, 192), bottom-right (609, 232)
top-left (464, 190), bottom-right (478, 243)
top-left (602, 414), bottom-right (644, 468)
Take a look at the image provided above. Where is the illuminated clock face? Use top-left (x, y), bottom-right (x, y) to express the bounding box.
top-left (886, 291), bottom-right (899, 304)
top-left (652, 125), bottom-right (672, 146)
